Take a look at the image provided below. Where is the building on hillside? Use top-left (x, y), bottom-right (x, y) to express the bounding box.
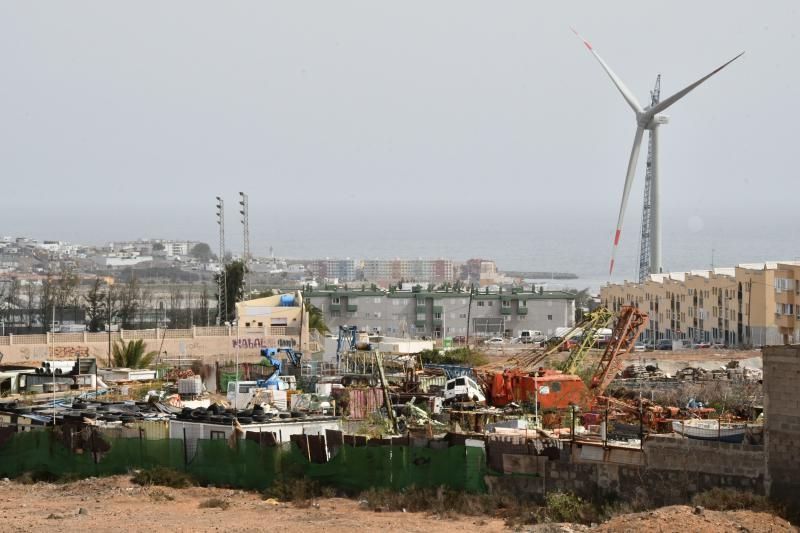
top-left (305, 288), bottom-right (575, 339)
top-left (235, 291), bottom-right (310, 350)
top-left (600, 261), bottom-right (800, 346)
top-left (361, 259), bottom-right (454, 284)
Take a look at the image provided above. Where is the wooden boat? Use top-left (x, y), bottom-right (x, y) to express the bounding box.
top-left (671, 418), bottom-right (746, 443)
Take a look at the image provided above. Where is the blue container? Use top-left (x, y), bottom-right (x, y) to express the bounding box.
top-left (279, 294), bottom-right (295, 306)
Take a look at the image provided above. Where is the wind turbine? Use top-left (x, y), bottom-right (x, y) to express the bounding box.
top-left (572, 30), bottom-right (743, 276)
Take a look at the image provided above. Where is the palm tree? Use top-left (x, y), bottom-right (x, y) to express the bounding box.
top-left (305, 302), bottom-right (329, 334)
top-left (112, 339), bottom-right (158, 368)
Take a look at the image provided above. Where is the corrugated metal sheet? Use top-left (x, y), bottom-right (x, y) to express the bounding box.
top-left (346, 388), bottom-right (384, 420)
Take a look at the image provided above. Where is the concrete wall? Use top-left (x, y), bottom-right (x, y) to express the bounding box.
top-left (763, 344), bottom-right (800, 511)
top-left (485, 434), bottom-right (765, 506)
top-left (0, 332), bottom-right (300, 365)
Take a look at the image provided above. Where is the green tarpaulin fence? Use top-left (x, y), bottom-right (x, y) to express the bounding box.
top-left (0, 430), bottom-right (487, 493)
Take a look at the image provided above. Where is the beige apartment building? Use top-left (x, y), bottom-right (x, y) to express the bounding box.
top-left (600, 261), bottom-right (800, 346)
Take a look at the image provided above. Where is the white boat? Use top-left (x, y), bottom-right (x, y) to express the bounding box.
top-left (671, 419), bottom-right (746, 443)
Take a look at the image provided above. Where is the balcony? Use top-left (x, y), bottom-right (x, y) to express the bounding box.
top-left (517, 307), bottom-right (528, 315)
top-left (347, 304), bottom-right (358, 312)
top-left (415, 319), bottom-right (426, 328)
top-left (432, 318), bottom-right (443, 326)
top-left (500, 307), bottom-right (511, 315)
top-left (329, 304), bottom-right (341, 312)
top-left (432, 305), bottom-right (443, 314)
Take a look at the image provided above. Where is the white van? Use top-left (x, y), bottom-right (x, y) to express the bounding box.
top-left (444, 376), bottom-right (486, 403)
top-left (519, 330), bottom-right (545, 344)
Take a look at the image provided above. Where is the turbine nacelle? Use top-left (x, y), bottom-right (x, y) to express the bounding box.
top-left (640, 113), bottom-right (669, 129)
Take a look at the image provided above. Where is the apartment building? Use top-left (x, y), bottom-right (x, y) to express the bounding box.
top-left (308, 259), bottom-right (357, 282)
top-left (600, 261), bottom-right (800, 346)
top-left (306, 288), bottom-right (575, 339)
top-left (361, 259), bottom-right (454, 284)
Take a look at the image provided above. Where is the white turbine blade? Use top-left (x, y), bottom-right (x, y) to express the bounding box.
top-left (572, 28), bottom-right (644, 114)
top-left (609, 126), bottom-right (646, 276)
top-left (646, 52), bottom-right (744, 117)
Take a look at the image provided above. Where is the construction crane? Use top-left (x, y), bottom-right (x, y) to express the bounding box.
top-left (479, 307), bottom-right (613, 373)
top-left (589, 305), bottom-right (648, 395)
top-left (478, 306), bottom-right (648, 410)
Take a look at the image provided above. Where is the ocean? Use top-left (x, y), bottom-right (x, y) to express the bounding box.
top-left (258, 211), bottom-right (799, 294)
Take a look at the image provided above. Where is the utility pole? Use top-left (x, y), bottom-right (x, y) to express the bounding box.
top-left (216, 197), bottom-right (227, 325)
top-left (239, 192), bottom-right (250, 298)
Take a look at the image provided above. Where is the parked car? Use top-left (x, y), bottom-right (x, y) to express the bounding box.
top-left (484, 337), bottom-right (505, 345)
top-left (634, 342), bottom-right (647, 352)
top-left (656, 339), bottom-right (673, 350)
top-left (452, 335), bottom-right (467, 344)
top-left (691, 342), bottom-right (711, 349)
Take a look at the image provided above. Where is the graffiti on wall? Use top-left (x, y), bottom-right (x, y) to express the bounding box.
top-left (232, 337), bottom-right (267, 349)
top-left (53, 346), bottom-right (90, 359)
top-left (231, 337), bottom-right (294, 350)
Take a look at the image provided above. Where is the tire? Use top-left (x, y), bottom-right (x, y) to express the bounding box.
top-left (236, 416), bottom-right (252, 424)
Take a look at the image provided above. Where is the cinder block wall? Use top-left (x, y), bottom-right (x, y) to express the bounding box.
top-left (763, 344), bottom-right (800, 512)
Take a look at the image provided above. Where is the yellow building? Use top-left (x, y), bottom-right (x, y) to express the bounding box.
top-left (235, 291), bottom-right (310, 350)
top-left (600, 261), bottom-right (800, 346)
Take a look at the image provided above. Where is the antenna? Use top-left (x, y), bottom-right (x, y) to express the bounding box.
top-left (239, 192), bottom-right (250, 297)
top-left (216, 196), bottom-right (227, 325)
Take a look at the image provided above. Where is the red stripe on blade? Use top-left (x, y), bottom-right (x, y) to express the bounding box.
top-left (614, 229), bottom-right (621, 245)
top-left (609, 259), bottom-right (615, 275)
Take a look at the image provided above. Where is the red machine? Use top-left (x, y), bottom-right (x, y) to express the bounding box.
top-left (488, 368), bottom-right (589, 410)
top-left (483, 306), bottom-right (649, 411)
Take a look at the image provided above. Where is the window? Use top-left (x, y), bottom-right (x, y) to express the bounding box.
top-left (477, 301), bottom-right (485, 307)
top-left (434, 312), bottom-right (442, 320)
top-left (547, 315), bottom-right (553, 321)
top-left (332, 296), bottom-right (340, 304)
top-left (502, 300), bottom-right (511, 308)
top-left (210, 431), bottom-right (226, 440)
top-left (459, 313), bottom-right (467, 319)
top-left (487, 301), bottom-right (493, 307)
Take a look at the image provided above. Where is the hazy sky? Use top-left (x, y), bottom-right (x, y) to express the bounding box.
top-left (1, 2), bottom-right (798, 277)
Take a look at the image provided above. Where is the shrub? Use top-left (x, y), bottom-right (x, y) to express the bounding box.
top-left (148, 489), bottom-right (175, 502)
top-left (263, 478), bottom-right (319, 507)
top-left (692, 488), bottom-right (775, 513)
top-left (199, 497), bottom-right (230, 510)
top-left (131, 467), bottom-right (195, 489)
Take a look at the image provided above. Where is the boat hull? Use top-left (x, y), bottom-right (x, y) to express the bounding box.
top-left (671, 419), bottom-right (745, 443)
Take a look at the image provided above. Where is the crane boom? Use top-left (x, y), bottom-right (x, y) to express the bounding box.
top-left (590, 305), bottom-right (648, 395)
top-left (560, 307), bottom-right (614, 375)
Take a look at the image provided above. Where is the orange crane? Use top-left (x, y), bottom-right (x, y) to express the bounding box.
top-left (479, 305), bottom-right (648, 410)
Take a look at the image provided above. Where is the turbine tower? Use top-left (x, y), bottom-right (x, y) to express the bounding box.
top-left (572, 30), bottom-right (743, 276)
top-left (638, 75), bottom-right (661, 282)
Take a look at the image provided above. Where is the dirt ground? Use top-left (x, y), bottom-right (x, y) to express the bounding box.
top-left (0, 476), bottom-right (793, 533)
